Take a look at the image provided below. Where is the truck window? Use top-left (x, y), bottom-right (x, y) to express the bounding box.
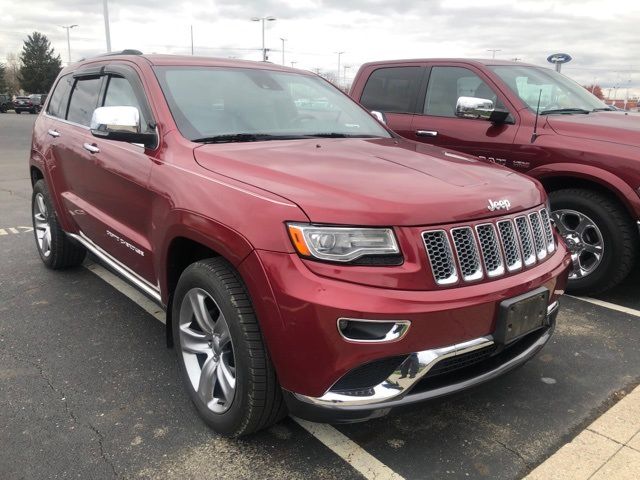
top-left (423, 67), bottom-right (501, 117)
top-left (46, 74), bottom-right (73, 119)
top-left (67, 77), bottom-right (102, 126)
top-left (360, 67), bottom-right (422, 114)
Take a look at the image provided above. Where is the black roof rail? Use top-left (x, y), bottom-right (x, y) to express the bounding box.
top-left (78, 49), bottom-right (143, 61)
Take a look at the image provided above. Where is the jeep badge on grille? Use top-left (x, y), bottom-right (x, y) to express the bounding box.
top-left (487, 199), bottom-right (511, 211)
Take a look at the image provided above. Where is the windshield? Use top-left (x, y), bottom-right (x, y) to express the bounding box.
top-left (489, 65), bottom-right (608, 114)
top-left (154, 66), bottom-right (390, 142)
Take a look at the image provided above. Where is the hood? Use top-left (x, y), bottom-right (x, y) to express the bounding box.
top-left (194, 138), bottom-right (544, 226)
top-left (546, 111), bottom-right (640, 147)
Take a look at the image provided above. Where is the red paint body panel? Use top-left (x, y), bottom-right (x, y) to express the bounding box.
top-left (350, 58), bottom-right (640, 221)
top-left (30, 54), bottom-right (571, 399)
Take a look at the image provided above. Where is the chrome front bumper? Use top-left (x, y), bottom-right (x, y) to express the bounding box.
top-left (291, 301), bottom-right (559, 411)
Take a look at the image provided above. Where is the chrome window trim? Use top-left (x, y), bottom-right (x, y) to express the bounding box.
top-left (421, 229), bottom-right (459, 286)
top-left (475, 222), bottom-right (505, 278)
top-left (68, 231), bottom-right (162, 303)
top-left (44, 112), bottom-right (90, 130)
top-left (336, 318), bottom-right (411, 344)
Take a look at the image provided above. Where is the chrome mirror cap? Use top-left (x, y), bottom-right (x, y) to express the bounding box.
top-left (90, 106), bottom-right (140, 134)
top-left (370, 110), bottom-right (387, 125)
top-left (455, 96), bottom-right (495, 120)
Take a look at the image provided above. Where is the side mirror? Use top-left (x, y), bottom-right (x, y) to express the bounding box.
top-left (90, 106), bottom-right (156, 148)
top-left (455, 96), bottom-right (510, 124)
top-left (370, 110), bottom-right (387, 125)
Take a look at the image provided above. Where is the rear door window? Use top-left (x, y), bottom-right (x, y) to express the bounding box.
top-left (46, 75), bottom-right (74, 118)
top-left (67, 77), bottom-right (102, 126)
top-left (360, 66), bottom-right (423, 114)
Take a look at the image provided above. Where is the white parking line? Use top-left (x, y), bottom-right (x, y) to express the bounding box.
top-left (569, 296), bottom-right (640, 318)
top-left (84, 261), bottom-right (405, 480)
top-left (295, 419), bottom-right (405, 480)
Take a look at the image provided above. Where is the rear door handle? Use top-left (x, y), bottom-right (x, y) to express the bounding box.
top-left (83, 143), bottom-right (100, 154)
top-left (416, 130), bottom-right (438, 137)
top-left (47, 129), bottom-right (60, 138)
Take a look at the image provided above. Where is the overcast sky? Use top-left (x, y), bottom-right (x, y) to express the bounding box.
top-left (1, 0), bottom-right (639, 98)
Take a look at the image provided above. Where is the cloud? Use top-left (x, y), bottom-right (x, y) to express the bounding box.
top-left (1, 0), bottom-right (638, 94)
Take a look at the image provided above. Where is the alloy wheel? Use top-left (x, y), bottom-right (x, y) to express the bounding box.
top-left (178, 288), bottom-right (236, 414)
top-left (33, 193), bottom-right (52, 258)
top-left (551, 209), bottom-right (604, 280)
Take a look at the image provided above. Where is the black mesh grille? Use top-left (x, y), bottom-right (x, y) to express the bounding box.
top-left (423, 231), bottom-right (457, 285)
top-left (497, 220), bottom-right (522, 272)
top-left (476, 224), bottom-right (504, 276)
top-left (424, 345), bottom-right (497, 378)
top-left (515, 216), bottom-right (535, 265)
top-left (529, 212), bottom-right (547, 259)
top-left (330, 356), bottom-right (406, 392)
top-left (451, 227), bottom-right (482, 281)
top-left (539, 208), bottom-right (555, 253)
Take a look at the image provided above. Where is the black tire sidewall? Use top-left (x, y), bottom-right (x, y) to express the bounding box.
top-left (550, 189), bottom-right (632, 294)
top-left (172, 262), bottom-right (255, 436)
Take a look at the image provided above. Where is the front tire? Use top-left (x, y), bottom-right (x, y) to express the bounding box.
top-left (172, 258), bottom-right (286, 436)
top-left (32, 180), bottom-right (86, 269)
top-left (550, 188), bottom-right (638, 295)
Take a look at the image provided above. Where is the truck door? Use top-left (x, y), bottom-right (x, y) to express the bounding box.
top-left (409, 64), bottom-right (519, 166)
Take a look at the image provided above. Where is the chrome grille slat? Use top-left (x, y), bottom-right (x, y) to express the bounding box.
top-left (529, 212), bottom-right (548, 260)
top-left (422, 206), bottom-right (555, 287)
top-left (451, 227), bottom-right (483, 281)
top-left (475, 223), bottom-right (505, 277)
top-left (497, 220), bottom-right (523, 272)
top-left (515, 216), bottom-right (536, 266)
top-left (539, 208), bottom-right (555, 253)
top-left (422, 230), bottom-right (458, 285)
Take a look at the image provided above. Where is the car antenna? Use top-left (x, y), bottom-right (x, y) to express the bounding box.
top-left (531, 89), bottom-right (542, 143)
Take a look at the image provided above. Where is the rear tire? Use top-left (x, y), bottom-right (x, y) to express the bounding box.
top-left (550, 188), bottom-right (638, 295)
top-left (15, 110), bottom-right (21, 114)
top-left (32, 180), bottom-right (86, 269)
top-left (172, 258), bottom-right (286, 437)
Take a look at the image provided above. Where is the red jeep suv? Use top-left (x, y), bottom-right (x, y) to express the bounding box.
top-left (30, 51), bottom-right (570, 436)
top-left (351, 59), bottom-right (640, 295)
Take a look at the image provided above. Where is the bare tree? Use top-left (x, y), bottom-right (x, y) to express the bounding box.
top-left (5, 53), bottom-right (22, 94)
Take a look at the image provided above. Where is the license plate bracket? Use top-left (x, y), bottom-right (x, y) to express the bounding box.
top-left (494, 287), bottom-right (549, 345)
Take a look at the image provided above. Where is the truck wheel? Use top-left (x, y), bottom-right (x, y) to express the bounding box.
top-left (172, 258), bottom-right (286, 436)
top-left (550, 188), bottom-right (638, 295)
top-left (32, 180), bottom-right (86, 269)
top-left (16, 110), bottom-right (21, 114)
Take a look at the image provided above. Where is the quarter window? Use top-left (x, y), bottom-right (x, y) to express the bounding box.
top-left (423, 67), bottom-right (502, 117)
top-left (360, 67), bottom-right (422, 114)
top-left (67, 77), bottom-right (102, 126)
top-left (46, 74), bottom-right (73, 118)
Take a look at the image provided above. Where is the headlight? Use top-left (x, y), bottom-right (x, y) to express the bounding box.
top-left (287, 223), bottom-right (400, 264)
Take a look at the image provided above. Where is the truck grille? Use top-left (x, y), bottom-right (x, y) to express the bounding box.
top-left (422, 207), bottom-right (556, 286)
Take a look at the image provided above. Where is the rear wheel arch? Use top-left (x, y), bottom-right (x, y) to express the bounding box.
top-left (30, 166), bottom-right (44, 186)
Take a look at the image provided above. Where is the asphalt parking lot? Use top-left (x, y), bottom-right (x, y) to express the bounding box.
top-left (1, 112), bottom-right (639, 480)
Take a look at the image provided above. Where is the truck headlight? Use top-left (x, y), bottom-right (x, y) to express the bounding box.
top-left (287, 223), bottom-right (400, 264)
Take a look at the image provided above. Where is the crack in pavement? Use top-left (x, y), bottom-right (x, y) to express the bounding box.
top-left (493, 438), bottom-right (532, 471)
top-left (4, 351), bottom-right (119, 479)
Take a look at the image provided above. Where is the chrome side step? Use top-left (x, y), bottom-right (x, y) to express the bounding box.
top-left (68, 232), bottom-right (162, 304)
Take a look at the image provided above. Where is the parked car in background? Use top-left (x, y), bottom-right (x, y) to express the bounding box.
top-left (30, 51), bottom-right (570, 436)
top-left (0, 94), bottom-right (13, 113)
top-left (29, 94), bottom-right (47, 112)
top-left (13, 95), bottom-right (37, 114)
top-left (351, 59), bottom-right (640, 294)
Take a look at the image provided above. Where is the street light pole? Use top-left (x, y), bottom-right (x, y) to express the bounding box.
top-left (336, 51), bottom-right (344, 86)
top-left (61, 24), bottom-right (78, 65)
top-left (487, 48), bottom-right (501, 59)
top-left (291, 61), bottom-right (297, 68)
top-left (251, 16), bottom-right (276, 61)
top-left (343, 65), bottom-right (351, 87)
top-left (191, 25), bottom-right (194, 55)
top-left (103, 0), bottom-right (112, 52)
top-left (280, 38), bottom-right (286, 65)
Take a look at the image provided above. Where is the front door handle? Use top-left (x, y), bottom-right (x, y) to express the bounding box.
top-left (83, 143), bottom-right (100, 154)
top-left (47, 129), bottom-right (60, 138)
top-left (416, 130), bottom-right (438, 137)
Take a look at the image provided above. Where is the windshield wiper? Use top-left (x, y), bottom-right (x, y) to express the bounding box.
top-left (192, 133), bottom-right (309, 143)
top-left (540, 108), bottom-right (591, 115)
top-left (305, 133), bottom-right (380, 138)
top-left (592, 107), bottom-right (616, 112)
